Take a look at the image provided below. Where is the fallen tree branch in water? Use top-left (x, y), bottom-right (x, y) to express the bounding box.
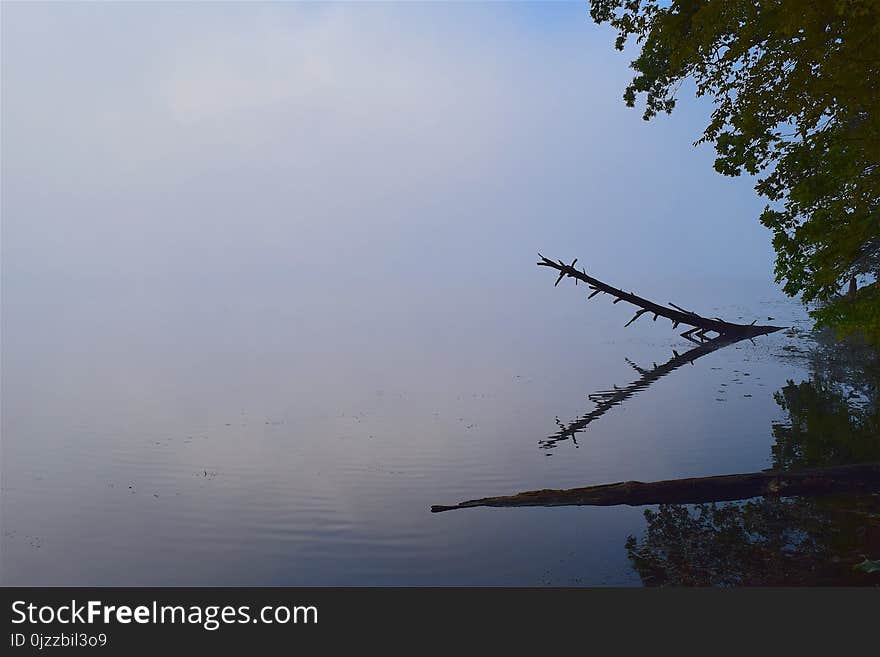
top-left (537, 254), bottom-right (783, 340)
top-left (430, 462), bottom-right (880, 513)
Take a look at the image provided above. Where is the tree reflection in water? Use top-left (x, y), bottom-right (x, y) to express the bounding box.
top-left (626, 332), bottom-right (880, 586)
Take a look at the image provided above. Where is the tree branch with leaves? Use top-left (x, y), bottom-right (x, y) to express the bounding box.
top-left (587, 0), bottom-right (880, 340)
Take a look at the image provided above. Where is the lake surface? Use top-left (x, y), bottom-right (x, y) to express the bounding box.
top-left (9, 264), bottom-right (866, 586)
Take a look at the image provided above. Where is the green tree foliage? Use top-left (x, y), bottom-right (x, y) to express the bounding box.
top-left (587, 1), bottom-right (880, 339)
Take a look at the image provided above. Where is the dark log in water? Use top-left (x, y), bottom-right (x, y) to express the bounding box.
top-left (537, 254), bottom-right (783, 341)
top-left (430, 462), bottom-right (880, 513)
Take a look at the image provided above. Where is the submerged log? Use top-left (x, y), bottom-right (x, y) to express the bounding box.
top-left (537, 254), bottom-right (783, 340)
top-left (430, 462), bottom-right (880, 513)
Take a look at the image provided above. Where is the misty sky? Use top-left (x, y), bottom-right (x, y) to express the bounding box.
top-left (2, 1), bottom-right (782, 376)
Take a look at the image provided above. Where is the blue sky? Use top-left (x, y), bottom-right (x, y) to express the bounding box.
top-left (2, 1), bottom-right (779, 320)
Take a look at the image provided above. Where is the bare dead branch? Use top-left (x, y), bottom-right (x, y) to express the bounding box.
top-left (537, 254), bottom-right (783, 338)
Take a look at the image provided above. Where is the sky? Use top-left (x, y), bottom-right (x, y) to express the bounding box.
top-left (2, 0), bottom-right (782, 366)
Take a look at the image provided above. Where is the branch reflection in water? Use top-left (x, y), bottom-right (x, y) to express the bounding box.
top-left (540, 334), bottom-right (748, 450)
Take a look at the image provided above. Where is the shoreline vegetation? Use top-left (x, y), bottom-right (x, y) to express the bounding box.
top-left (586, 0), bottom-right (880, 343)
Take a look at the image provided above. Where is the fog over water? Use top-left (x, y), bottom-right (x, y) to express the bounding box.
top-left (2, 2), bottom-right (806, 585)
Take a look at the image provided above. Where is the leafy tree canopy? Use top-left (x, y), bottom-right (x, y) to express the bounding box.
top-left (587, 0), bottom-right (880, 339)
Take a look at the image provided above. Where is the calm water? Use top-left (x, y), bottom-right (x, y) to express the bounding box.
top-left (3, 266), bottom-right (835, 586)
